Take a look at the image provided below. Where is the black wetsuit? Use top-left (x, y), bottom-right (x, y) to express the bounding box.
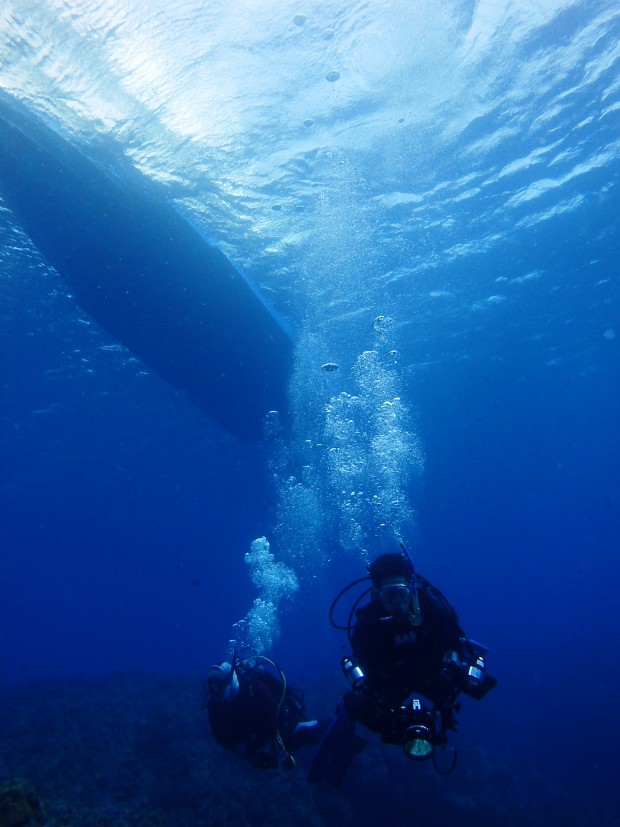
top-left (208, 671), bottom-right (280, 764)
top-left (207, 668), bottom-right (315, 767)
top-left (309, 575), bottom-right (496, 785)
top-left (349, 577), bottom-right (465, 731)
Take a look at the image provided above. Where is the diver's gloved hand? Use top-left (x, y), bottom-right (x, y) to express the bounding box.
top-left (342, 688), bottom-right (389, 735)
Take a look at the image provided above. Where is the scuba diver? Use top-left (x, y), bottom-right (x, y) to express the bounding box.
top-left (204, 650), bottom-right (324, 770)
top-left (308, 546), bottom-right (496, 785)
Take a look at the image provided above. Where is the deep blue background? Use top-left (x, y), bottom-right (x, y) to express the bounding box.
top-left (1, 116), bottom-right (619, 820)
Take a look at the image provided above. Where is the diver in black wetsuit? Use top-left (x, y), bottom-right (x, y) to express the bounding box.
top-left (204, 652), bottom-right (324, 770)
top-left (309, 549), bottom-right (496, 784)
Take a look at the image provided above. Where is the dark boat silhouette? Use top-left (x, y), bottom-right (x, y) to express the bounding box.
top-left (0, 91), bottom-right (293, 441)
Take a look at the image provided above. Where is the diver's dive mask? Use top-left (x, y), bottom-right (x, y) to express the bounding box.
top-left (377, 579), bottom-right (412, 614)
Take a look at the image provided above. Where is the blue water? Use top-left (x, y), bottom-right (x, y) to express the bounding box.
top-left (1, 0), bottom-right (619, 821)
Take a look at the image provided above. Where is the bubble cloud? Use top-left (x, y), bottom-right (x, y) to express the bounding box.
top-left (230, 536), bottom-right (298, 654)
